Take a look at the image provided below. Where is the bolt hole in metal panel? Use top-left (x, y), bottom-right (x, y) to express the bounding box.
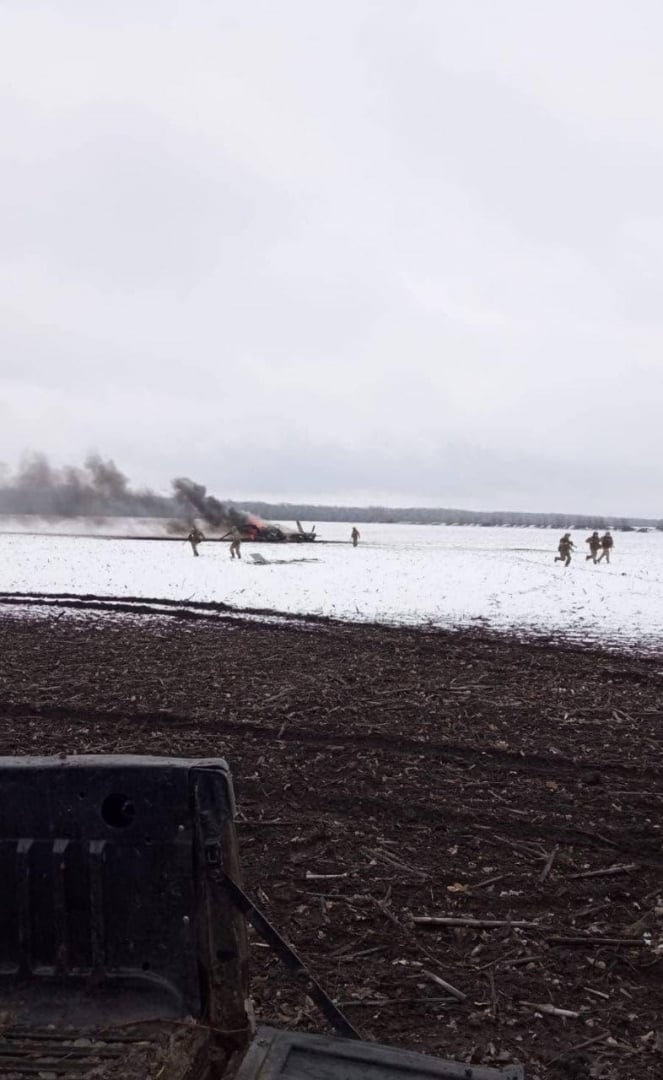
top-left (100, 792), bottom-right (136, 828)
top-left (235, 1028), bottom-right (525, 1080)
top-left (0, 755), bottom-right (241, 1029)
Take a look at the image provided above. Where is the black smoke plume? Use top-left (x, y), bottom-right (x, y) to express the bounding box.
top-left (0, 453), bottom-right (170, 517)
top-left (172, 477), bottom-right (262, 531)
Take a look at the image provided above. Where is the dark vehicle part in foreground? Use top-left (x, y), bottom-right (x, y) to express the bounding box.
top-left (0, 755), bottom-right (524, 1079)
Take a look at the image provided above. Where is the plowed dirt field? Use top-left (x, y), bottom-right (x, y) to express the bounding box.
top-left (1, 601), bottom-right (662, 1079)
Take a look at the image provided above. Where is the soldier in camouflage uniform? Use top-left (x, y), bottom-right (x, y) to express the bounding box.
top-left (585, 531), bottom-right (601, 563)
top-left (229, 526), bottom-right (242, 560)
top-left (597, 531), bottom-right (614, 564)
top-left (187, 526), bottom-right (206, 557)
top-left (554, 533), bottom-right (574, 567)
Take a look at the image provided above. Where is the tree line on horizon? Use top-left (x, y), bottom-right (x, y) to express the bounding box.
top-left (0, 453), bottom-right (659, 530)
top-left (235, 502), bottom-right (659, 530)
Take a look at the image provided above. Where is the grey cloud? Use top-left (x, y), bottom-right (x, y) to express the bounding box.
top-left (0, 0), bottom-right (661, 517)
top-left (181, 436), bottom-right (660, 519)
top-left (1, 104), bottom-right (292, 287)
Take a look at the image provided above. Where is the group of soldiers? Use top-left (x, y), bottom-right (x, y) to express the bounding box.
top-left (186, 526), bottom-right (242, 558)
top-left (555, 530), bottom-right (614, 567)
top-left (186, 525), bottom-right (362, 557)
top-left (189, 524), bottom-right (616, 568)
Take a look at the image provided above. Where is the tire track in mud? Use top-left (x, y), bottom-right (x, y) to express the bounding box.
top-left (6, 697), bottom-right (658, 862)
top-left (1, 699), bottom-right (660, 780)
top-left (0, 591), bottom-right (331, 629)
top-left (0, 590), bottom-right (438, 634)
top-left (237, 779), bottom-right (663, 864)
top-left (2, 590), bottom-right (660, 657)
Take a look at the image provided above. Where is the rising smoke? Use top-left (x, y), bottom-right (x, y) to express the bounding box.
top-left (0, 452), bottom-right (260, 529)
top-left (0, 453), bottom-right (169, 517)
top-left (172, 477), bottom-right (262, 531)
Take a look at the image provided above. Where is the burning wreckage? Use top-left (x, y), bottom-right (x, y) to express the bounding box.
top-left (173, 478), bottom-right (316, 543)
top-left (241, 520), bottom-right (316, 543)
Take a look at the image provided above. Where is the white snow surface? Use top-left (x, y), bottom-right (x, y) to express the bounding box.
top-left (1, 524), bottom-right (662, 651)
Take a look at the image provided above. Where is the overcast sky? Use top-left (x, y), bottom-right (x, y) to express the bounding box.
top-left (1, 1), bottom-right (662, 515)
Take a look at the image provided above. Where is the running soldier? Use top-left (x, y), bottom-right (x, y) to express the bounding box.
top-left (597, 531), bottom-right (614, 564)
top-left (187, 526), bottom-right (205, 557)
top-left (229, 526), bottom-right (242, 560)
top-left (555, 533), bottom-right (574, 567)
top-left (351, 526), bottom-right (360, 547)
top-left (585, 531), bottom-right (601, 563)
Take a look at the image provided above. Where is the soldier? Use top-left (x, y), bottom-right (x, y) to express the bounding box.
top-left (187, 525), bottom-right (205, 557)
top-left (597, 531), bottom-right (614, 564)
top-left (229, 526), bottom-right (242, 560)
top-left (585, 531), bottom-right (601, 563)
top-left (554, 533), bottom-right (574, 567)
top-left (351, 526), bottom-right (360, 548)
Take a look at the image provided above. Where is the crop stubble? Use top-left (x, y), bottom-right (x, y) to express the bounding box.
top-left (0, 602), bottom-right (662, 1079)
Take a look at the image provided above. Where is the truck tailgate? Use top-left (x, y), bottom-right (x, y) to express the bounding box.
top-left (233, 1027), bottom-right (524, 1080)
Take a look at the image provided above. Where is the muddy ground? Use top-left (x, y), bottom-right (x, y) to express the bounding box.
top-left (0, 601), bottom-right (662, 1079)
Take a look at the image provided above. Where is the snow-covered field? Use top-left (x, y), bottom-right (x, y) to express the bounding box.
top-left (0, 523), bottom-right (662, 651)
